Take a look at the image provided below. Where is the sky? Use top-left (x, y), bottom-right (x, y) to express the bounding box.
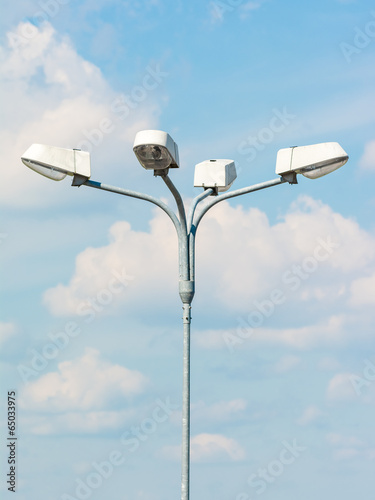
top-left (1, 0), bottom-right (375, 499)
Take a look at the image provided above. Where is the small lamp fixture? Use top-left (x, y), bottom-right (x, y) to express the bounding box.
top-left (194, 159), bottom-right (237, 193)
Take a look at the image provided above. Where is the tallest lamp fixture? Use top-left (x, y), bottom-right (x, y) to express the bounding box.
top-left (133, 129), bottom-right (179, 171)
top-left (21, 129), bottom-right (348, 500)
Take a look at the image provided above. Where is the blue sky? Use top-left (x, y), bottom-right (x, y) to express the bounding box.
top-left (1, 1), bottom-right (375, 499)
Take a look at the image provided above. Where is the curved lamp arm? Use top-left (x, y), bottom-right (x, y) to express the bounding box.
top-left (187, 188), bottom-right (214, 234)
top-left (82, 179), bottom-right (185, 278)
top-left (193, 177), bottom-right (287, 231)
top-left (160, 174), bottom-right (190, 280)
top-left (161, 174), bottom-right (188, 233)
top-left (188, 177), bottom-right (287, 281)
top-left (83, 179), bottom-right (181, 232)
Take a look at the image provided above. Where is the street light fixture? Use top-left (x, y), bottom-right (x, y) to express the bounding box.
top-left (194, 159), bottom-right (237, 193)
top-left (21, 131), bottom-right (348, 500)
top-left (21, 144), bottom-right (91, 182)
top-left (133, 129), bottom-right (180, 171)
top-left (275, 142), bottom-right (349, 181)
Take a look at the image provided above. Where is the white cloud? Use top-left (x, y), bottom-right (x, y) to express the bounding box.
top-left (43, 215), bottom-right (178, 317)
top-left (0, 322), bottom-right (17, 345)
top-left (349, 270), bottom-right (375, 307)
top-left (274, 355), bottom-right (301, 373)
top-left (191, 433), bottom-right (246, 462)
top-left (239, 1), bottom-right (263, 19)
top-left (22, 408), bottom-right (137, 435)
top-left (359, 139), bottom-right (375, 171)
top-left (326, 433), bottom-right (364, 448)
top-left (42, 195), bottom-right (375, 321)
top-left (326, 433), bottom-right (370, 461)
top-left (196, 314), bottom-right (349, 351)
top-left (326, 372), bottom-right (358, 402)
top-left (196, 195), bottom-right (374, 313)
top-left (317, 357), bottom-right (341, 371)
top-left (0, 21), bottom-right (160, 208)
top-left (192, 399), bottom-right (247, 423)
top-left (162, 433), bottom-right (246, 462)
top-left (253, 315), bottom-right (348, 350)
top-left (296, 405), bottom-right (323, 426)
top-left (20, 347), bottom-right (148, 413)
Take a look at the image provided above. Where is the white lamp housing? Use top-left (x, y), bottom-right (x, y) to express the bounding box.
top-left (276, 142), bottom-right (348, 180)
top-left (194, 159), bottom-right (237, 193)
top-left (133, 130), bottom-right (179, 170)
top-left (21, 144), bottom-right (90, 181)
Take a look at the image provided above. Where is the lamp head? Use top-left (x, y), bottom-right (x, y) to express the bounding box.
top-left (276, 142), bottom-right (348, 180)
top-left (21, 144), bottom-right (90, 182)
top-left (133, 130), bottom-right (179, 171)
top-left (194, 159), bottom-right (237, 193)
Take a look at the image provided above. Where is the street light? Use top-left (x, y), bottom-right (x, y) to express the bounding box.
top-left (133, 129), bottom-right (180, 170)
top-left (275, 142), bottom-right (349, 181)
top-left (21, 131), bottom-right (349, 500)
top-left (21, 144), bottom-right (91, 183)
top-left (194, 159), bottom-right (237, 193)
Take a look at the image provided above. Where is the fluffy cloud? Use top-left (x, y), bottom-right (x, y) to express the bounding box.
top-left (349, 271), bottom-right (375, 307)
top-left (43, 215), bottom-right (178, 317)
top-left (162, 433), bottom-right (246, 462)
top-left (20, 347), bottom-right (148, 413)
top-left (0, 21), bottom-right (160, 208)
top-left (43, 195), bottom-right (375, 322)
top-left (326, 372), bottom-right (358, 402)
top-left (195, 314), bottom-right (349, 351)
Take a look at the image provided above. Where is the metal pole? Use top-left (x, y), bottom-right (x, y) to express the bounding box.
top-left (160, 174), bottom-right (194, 500)
top-left (80, 174), bottom-right (288, 500)
top-left (181, 301), bottom-right (191, 500)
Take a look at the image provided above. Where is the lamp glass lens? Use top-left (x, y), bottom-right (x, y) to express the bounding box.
top-left (300, 157), bottom-right (348, 179)
top-left (22, 159), bottom-right (67, 181)
top-left (134, 144), bottom-right (172, 169)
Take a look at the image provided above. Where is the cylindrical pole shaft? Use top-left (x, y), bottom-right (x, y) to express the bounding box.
top-left (181, 302), bottom-right (191, 500)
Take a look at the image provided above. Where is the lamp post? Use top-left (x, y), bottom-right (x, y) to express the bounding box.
top-left (21, 132), bottom-right (348, 500)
